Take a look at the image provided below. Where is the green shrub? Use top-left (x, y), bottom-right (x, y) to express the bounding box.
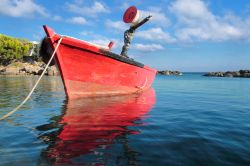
top-left (0, 34), bottom-right (32, 61)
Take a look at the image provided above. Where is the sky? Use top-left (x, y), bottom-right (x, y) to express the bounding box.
top-left (0, 0), bottom-right (250, 72)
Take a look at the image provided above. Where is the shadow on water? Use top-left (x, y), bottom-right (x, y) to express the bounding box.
top-left (36, 88), bottom-right (156, 165)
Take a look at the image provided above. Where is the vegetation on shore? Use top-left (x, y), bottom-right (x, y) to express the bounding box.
top-left (0, 34), bottom-right (39, 65)
top-left (0, 34), bottom-right (59, 76)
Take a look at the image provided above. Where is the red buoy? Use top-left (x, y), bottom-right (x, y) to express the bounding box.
top-left (123, 6), bottom-right (140, 24)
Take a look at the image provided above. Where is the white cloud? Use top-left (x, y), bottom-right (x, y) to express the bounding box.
top-left (52, 15), bottom-right (62, 21)
top-left (137, 28), bottom-right (176, 43)
top-left (141, 8), bottom-right (171, 27)
top-left (222, 13), bottom-right (250, 41)
top-left (91, 39), bottom-right (123, 48)
top-left (66, 1), bottom-right (109, 17)
top-left (89, 38), bottom-right (124, 52)
top-left (80, 31), bottom-right (94, 36)
top-left (81, 31), bottom-right (123, 50)
top-left (170, 0), bottom-right (211, 21)
top-left (120, 2), bottom-right (130, 11)
top-left (0, 0), bottom-right (48, 17)
top-left (105, 19), bottom-right (128, 32)
top-left (32, 28), bottom-right (44, 41)
top-left (134, 43), bottom-right (164, 52)
top-left (169, 0), bottom-right (244, 42)
top-left (90, 39), bottom-right (111, 47)
top-left (68, 17), bottom-right (87, 25)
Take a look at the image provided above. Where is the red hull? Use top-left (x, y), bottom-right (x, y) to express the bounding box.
top-left (43, 26), bottom-right (157, 98)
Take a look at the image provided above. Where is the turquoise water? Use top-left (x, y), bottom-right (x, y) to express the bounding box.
top-left (0, 74), bottom-right (250, 165)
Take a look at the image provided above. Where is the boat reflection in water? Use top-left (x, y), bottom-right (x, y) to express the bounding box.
top-left (38, 88), bottom-right (156, 165)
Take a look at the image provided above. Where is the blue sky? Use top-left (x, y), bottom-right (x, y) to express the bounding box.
top-left (0, 0), bottom-right (250, 72)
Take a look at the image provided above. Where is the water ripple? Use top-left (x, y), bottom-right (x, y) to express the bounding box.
top-left (1, 74), bottom-right (250, 165)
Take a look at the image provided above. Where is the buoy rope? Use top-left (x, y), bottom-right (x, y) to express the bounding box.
top-left (0, 37), bottom-right (63, 121)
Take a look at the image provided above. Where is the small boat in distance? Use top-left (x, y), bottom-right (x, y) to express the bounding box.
top-left (41, 25), bottom-right (157, 99)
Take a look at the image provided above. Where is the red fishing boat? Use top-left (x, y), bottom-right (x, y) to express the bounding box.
top-left (41, 25), bottom-right (157, 99)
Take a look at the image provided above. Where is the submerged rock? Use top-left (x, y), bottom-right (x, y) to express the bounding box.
top-left (203, 70), bottom-right (250, 78)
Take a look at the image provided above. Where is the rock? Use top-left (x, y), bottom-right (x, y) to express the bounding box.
top-left (217, 72), bottom-right (224, 77)
top-left (19, 70), bottom-right (27, 75)
top-left (235, 72), bottom-right (241, 77)
top-left (47, 66), bottom-right (59, 76)
top-left (204, 70), bottom-right (250, 78)
top-left (37, 69), bottom-right (43, 75)
top-left (157, 70), bottom-right (183, 76)
top-left (0, 61), bottom-right (59, 76)
top-left (0, 66), bottom-right (5, 73)
top-left (242, 73), bottom-right (250, 78)
top-left (203, 73), bottom-right (212, 76)
top-left (224, 73), bottom-right (233, 77)
top-left (158, 70), bottom-right (170, 75)
top-left (2, 66), bottom-right (20, 75)
top-left (23, 56), bottom-right (35, 64)
top-left (20, 64), bottom-right (42, 75)
top-left (239, 70), bottom-right (250, 74)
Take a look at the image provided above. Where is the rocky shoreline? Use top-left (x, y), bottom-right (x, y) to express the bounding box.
top-left (203, 70), bottom-right (250, 78)
top-left (157, 70), bottom-right (183, 76)
top-left (0, 61), bottom-right (59, 76)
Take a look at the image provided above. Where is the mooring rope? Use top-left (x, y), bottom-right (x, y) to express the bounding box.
top-left (0, 37), bottom-right (63, 121)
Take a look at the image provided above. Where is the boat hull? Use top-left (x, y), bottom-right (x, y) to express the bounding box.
top-left (43, 26), bottom-right (157, 98)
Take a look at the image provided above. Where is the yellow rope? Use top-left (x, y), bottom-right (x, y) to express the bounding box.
top-left (0, 37), bottom-right (63, 121)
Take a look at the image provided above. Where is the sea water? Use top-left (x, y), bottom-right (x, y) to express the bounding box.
top-left (0, 74), bottom-right (250, 165)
